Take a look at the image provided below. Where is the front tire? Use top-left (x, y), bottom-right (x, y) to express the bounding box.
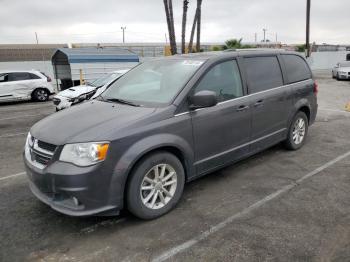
top-left (32, 88), bottom-right (49, 102)
top-left (126, 151), bottom-right (185, 220)
top-left (284, 111), bottom-right (309, 150)
top-left (336, 73), bottom-right (341, 81)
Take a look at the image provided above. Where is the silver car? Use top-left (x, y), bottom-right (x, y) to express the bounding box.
top-left (332, 61), bottom-right (350, 80)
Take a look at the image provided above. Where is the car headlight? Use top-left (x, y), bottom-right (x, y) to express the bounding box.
top-left (25, 132), bottom-right (34, 148)
top-left (69, 92), bottom-right (95, 104)
top-left (59, 142), bottom-right (110, 166)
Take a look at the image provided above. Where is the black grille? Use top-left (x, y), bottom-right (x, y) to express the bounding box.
top-left (38, 140), bottom-right (57, 152)
top-left (52, 98), bottom-right (61, 105)
top-left (29, 139), bottom-right (57, 167)
top-left (32, 150), bottom-right (51, 165)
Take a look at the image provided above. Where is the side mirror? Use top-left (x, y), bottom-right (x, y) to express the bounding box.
top-left (189, 90), bottom-right (217, 110)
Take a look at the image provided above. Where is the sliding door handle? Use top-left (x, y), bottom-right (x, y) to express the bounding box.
top-left (236, 105), bottom-right (249, 112)
top-left (254, 100), bottom-right (264, 107)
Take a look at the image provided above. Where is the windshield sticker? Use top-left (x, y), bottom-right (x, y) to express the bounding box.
top-left (182, 60), bottom-right (204, 66)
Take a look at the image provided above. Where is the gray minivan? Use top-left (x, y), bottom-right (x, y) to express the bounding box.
top-left (24, 50), bottom-right (318, 219)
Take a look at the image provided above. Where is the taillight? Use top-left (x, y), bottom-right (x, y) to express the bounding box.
top-left (313, 81), bottom-right (318, 95)
top-left (47, 76), bottom-right (52, 82)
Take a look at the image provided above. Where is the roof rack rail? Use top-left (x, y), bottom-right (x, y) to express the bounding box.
top-left (224, 48), bottom-right (285, 52)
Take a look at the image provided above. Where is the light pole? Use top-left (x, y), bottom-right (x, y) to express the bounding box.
top-left (306, 0), bottom-right (311, 57)
top-left (35, 32), bottom-right (39, 44)
top-left (121, 26), bottom-right (126, 44)
top-left (263, 28), bottom-right (267, 43)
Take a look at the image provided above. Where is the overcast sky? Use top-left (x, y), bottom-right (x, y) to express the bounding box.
top-left (0, 0), bottom-right (348, 45)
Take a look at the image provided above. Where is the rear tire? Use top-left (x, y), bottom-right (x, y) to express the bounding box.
top-left (284, 111), bottom-right (308, 150)
top-left (126, 151), bottom-right (185, 220)
top-left (32, 88), bottom-right (49, 102)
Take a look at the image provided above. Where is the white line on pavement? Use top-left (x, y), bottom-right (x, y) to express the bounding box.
top-left (152, 150), bottom-right (350, 262)
top-left (0, 132), bottom-right (27, 138)
top-left (0, 172), bottom-right (26, 182)
top-left (0, 113), bottom-right (50, 121)
top-left (319, 107), bottom-right (349, 114)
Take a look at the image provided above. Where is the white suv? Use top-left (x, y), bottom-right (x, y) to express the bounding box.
top-left (0, 70), bottom-right (55, 103)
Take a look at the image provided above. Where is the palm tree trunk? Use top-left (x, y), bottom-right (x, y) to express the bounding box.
top-left (163, 0), bottom-right (177, 55)
top-left (196, 0), bottom-right (202, 52)
top-left (168, 0), bottom-right (177, 54)
top-left (188, 9), bottom-right (198, 53)
top-left (181, 0), bottom-right (189, 54)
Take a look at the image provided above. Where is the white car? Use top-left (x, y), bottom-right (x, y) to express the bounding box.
top-left (0, 70), bottom-right (55, 102)
top-left (53, 69), bottom-right (129, 111)
top-left (332, 61), bottom-right (350, 80)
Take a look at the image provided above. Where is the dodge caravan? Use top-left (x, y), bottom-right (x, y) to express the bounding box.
top-left (24, 50), bottom-right (318, 219)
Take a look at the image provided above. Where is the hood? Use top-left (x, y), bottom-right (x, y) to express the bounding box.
top-left (31, 100), bottom-right (156, 145)
top-left (55, 85), bottom-right (97, 99)
top-left (338, 67), bottom-right (350, 72)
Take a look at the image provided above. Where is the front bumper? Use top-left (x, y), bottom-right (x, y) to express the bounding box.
top-left (337, 73), bottom-right (350, 79)
top-left (24, 155), bottom-right (121, 216)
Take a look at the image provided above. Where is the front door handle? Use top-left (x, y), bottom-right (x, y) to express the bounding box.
top-left (236, 105), bottom-right (249, 112)
top-left (254, 100), bottom-right (264, 107)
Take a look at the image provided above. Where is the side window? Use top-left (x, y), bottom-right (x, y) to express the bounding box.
top-left (244, 56), bottom-right (283, 94)
top-left (282, 55), bottom-right (312, 83)
top-left (195, 60), bottom-right (243, 102)
top-left (8, 72), bottom-right (31, 82)
top-left (0, 74), bottom-right (8, 83)
top-left (29, 73), bottom-right (41, 80)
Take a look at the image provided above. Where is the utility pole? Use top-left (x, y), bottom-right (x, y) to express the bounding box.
top-left (263, 28), bottom-right (267, 43)
top-left (121, 26), bottom-right (126, 44)
top-left (35, 32), bottom-right (39, 44)
top-left (306, 0), bottom-right (311, 57)
top-left (255, 33), bottom-right (257, 43)
top-left (165, 33), bottom-right (168, 44)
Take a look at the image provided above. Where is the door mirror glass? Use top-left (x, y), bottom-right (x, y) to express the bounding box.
top-left (190, 90), bottom-right (217, 109)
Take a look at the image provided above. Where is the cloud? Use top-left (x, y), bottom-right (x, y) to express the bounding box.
top-left (0, 0), bottom-right (348, 44)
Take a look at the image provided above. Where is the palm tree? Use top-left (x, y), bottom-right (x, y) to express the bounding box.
top-left (181, 0), bottom-right (189, 54)
top-left (196, 0), bottom-right (202, 52)
top-left (225, 38), bottom-right (243, 49)
top-left (163, 0), bottom-right (177, 55)
top-left (188, 0), bottom-right (202, 53)
top-left (188, 9), bottom-right (198, 53)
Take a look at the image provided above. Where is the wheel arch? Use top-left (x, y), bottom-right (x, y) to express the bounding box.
top-left (110, 134), bottom-right (195, 209)
top-left (298, 105), bottom-right (311, 123)
top-left (31, 87), bottom-right (51, 99)
top-left (290, 99), bottom-right (312, 125)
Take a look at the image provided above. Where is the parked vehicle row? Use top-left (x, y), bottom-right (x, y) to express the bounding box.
top-left (0, 70), bottom-right (55, 102)
top-left (24, 50), bottom-right (317, 219)
top-left (53, 69), bottom-right (129, 111)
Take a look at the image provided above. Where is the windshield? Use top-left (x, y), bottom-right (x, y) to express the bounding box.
top-left (90, 72), bottom-right (123, 87)
top-left (101, 59), bottom-right (205, 106)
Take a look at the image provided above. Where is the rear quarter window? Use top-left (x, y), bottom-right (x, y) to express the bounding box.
top-left (29, 73), bottom-right (41, 80)
top-left (244, 56), bottom-right (283, 94)
top-left (282, 55), bottom-right (312, 83)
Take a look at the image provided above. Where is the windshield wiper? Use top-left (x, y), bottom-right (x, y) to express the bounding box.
top-left (105, 98), bottom-right (141, 107)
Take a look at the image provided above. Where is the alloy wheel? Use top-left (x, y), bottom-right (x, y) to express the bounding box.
top-left (140, 164), bottom-right (177, 210)
top-left (292, 118), bottom-right (306, 145)
top-left (36, 90), bottom-right (48, 101)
